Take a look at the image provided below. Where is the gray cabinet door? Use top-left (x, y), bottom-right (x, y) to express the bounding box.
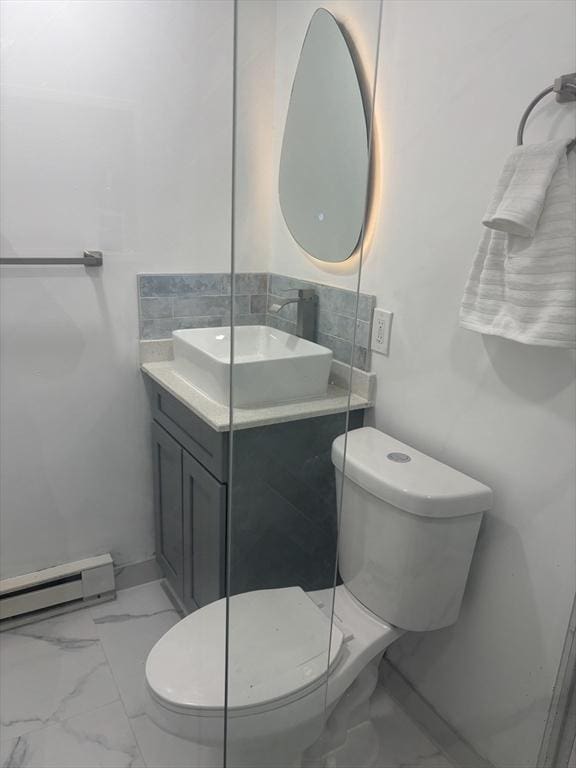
top-left (152, 422), bottom-right (184, 600)
top-left (182, 450), bottom-right (226, 610)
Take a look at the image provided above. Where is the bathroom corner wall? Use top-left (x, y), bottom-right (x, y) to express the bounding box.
top-left (362, 2), bottom-right (576, 767)
top-left (0, 0), bottom-right (237, 578)
top-left (257, 0), bottom-right (575, 764)
top-left (136, 271), bottom-right (376, 370)
top-left (266, 274), bottom-right (375, 370)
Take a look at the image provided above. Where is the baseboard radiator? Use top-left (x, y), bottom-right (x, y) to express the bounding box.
top-left (0, 554), bottom-right (115, 629)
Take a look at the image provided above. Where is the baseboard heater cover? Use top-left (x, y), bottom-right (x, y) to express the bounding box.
top-left (0, 554), bottom-right (115, 625)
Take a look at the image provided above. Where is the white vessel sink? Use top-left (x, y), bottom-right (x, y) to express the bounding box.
top-left (172, 325), bottom-right (332, 408)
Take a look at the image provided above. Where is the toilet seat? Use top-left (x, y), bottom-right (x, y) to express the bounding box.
top-left (146, 587), bottom-right (344, 717)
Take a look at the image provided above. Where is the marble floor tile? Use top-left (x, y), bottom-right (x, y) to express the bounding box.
top-left (0, 580), bottom-right (457, 768)
top-left (90, 582), bottom-right (180, 718)
top-left (0, 610), bottom-right (119, 741)
top-left (0, 701), bottom-right (144, 768)
top-left (130, 713), bottom-right (223, 768)
top-left (371, 688), bottom-right (453, 768)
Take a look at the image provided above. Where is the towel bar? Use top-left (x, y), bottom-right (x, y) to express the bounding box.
top-left (517, 73), bottom-right (576, 153)
top-left (0, 251), bottom-right (103, 267)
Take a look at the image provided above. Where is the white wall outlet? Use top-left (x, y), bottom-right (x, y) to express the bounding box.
top-left (371, 309), bottom-right (393, 355)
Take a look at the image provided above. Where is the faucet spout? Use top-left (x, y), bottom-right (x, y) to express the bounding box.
top-left (269, 297), bottom-right (299, 314)
top-left (268, 289), bottom-right (318, 341)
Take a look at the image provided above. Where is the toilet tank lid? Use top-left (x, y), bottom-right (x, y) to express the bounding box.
top-left (332, 427), bottom-right (492, 518)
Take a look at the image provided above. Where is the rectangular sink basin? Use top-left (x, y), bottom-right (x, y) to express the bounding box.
top-left (172, 325), bottom-right (332, 408)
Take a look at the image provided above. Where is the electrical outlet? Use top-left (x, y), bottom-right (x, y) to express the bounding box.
top-left (371, 309), bottom-right (393, 355)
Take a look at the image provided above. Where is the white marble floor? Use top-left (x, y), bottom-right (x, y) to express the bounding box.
top-left (0, 581), bottom-right (453, 768)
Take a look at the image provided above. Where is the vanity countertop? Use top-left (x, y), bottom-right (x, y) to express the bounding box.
top-left (140, 340), bottom-right (375, 433)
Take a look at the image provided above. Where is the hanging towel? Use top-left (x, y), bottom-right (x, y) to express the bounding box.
top-left (460, 140), bottom-right (576, 349)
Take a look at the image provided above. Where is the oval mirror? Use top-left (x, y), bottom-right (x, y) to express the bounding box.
top-left (279, 8), bottom-right (369, 263)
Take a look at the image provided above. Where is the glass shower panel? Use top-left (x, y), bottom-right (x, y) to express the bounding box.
top-left (347, 3), bottom-right (576, 768)
top-left (225, 1), bottom-right (382, 766)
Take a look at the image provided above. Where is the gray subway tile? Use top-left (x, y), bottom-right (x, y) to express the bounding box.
top-left (316, 288), bottom-right (374, 323)
top-left (318, 313), bottom-right (371, 348)
top-left (235, 313), bottom-right (266, 326)
top-left (138, 275), bottom-right (177, 298)
top-left (353, 345), bottom-right (370, 371)
top-left (138, 273), bottom-right (375, 350)
top-left (176, 273), bottom-right (229, 296)
top-left (234, 273), bottom-right (268, 295)
top-left (269, 274), bottom-right (375, 323)
top-left (316, 285), bottom-right (358, 320)
top-left (318, 312), bottom-right (354, 343)
top-left (250, 294), bottom-right (268, 314)
top-left (141, 318), bottom-right (174, 340)
top-left (140, 297), bottom-right (173, 320)
top-left (234, 296), bottom-right (251, 316)
top-left (139, 273), bottom-right (227, 298)
top-left (173, 316), bottom-right (226, 330)
top-left (220, 273), bottom-right (232, 294)
top-left (329, 288), bottom-right (373, 323)
top-left (357, 294), bottom-right (376, 322)
top-left (356, 320), bottom-right (371, 349)
top-left (173, 295), bottom-right (231, 318)
top-left (317, 332), bottom-right (370, 371)
top-left (317, 332), bottom-right (353, 367)
top-left (173, 295), bottom-right (249, 320)
top-left (267, 314), bottom-right (298, 336)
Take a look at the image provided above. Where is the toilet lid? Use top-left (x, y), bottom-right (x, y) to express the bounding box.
top-left (146, 587), bottom-right (344, 713)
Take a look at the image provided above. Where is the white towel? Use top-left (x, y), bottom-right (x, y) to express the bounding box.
top-left (460, 140), bottom-right (576, 349)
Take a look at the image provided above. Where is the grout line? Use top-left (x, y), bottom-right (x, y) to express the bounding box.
top-left (122, 702), bottom-right (147, 768)
top-left (88, 609), bottom-right (132, 715)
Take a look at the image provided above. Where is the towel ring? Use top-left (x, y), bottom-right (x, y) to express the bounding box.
top-left (517, 73), bottom-right (576, 154)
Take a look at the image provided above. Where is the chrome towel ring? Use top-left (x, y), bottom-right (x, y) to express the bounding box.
top-left (517, 73), bottom-right (576, 154)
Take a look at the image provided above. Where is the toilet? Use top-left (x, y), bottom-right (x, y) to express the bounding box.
top-left (145, 427), bottom-right (492, 767)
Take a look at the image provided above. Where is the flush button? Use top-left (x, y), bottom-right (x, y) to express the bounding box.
top-left (387, 452), bottom-right (411, 463)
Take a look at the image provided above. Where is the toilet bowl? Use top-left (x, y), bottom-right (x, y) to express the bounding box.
top-left (145, 427), bottom-right (493, 767)
top-left (146, 584), bottom-right (403, 766)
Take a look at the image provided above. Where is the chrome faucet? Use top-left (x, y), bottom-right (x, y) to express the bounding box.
top-left (269, 288), bottom-right (318, 341)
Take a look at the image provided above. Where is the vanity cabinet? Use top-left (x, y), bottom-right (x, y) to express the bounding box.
top-left (147, 377), bottom-right (364, 613)
top-left (152, 419), bottom-right (226, 612)
top-left (152, 422), bottom-right (185, 598)
top-left (181, 450), bottom-right (226, 610)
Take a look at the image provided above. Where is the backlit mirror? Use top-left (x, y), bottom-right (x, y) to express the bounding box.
top-left (279, 8), bottom-right (369, 263)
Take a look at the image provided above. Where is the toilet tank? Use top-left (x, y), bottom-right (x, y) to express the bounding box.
top-left (332, 428), bottom-right (492, 632)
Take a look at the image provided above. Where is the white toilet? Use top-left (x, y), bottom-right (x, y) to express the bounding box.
top-left (145, 427), bottom-right (492, 767)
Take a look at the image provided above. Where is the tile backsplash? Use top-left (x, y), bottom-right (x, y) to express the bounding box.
top-left (138, 272), bottom-right (376, 371)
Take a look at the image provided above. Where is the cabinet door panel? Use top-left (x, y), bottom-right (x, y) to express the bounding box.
top-left (150, 381), bottom-right (229, 482)
top-left (182, 450), bottom-right (226, 610)
top-left (152, 422), bottom-right (183, 598)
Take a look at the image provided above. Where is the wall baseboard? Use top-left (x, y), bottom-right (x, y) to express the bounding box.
top-left (379, 658), bottom-right (495, 768)
top-left (0, 554), bottom-right (116, 630)
top-left (114, 558), bottom-right (161, 591)
top-left (159, 578), bottom-right (187, 618)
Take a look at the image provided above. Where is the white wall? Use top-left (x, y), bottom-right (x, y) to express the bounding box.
top-left (234, 0), bottom-right (277, 274)
top-left (2, 1), bottom-right (574, 765)
top-left (262, 1), bottom-right (575, 766)
top-left (0, 0), bottom-right (234, 578)
top-left (364, 2), bottom-right (576, 766)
